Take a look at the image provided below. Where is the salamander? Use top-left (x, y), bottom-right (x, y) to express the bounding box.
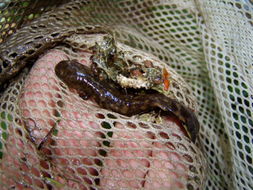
top-left (55, 60), bottom-right (200, 142)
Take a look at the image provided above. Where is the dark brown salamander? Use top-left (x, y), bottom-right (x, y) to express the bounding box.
top-left (55, 60), bottom-right (200, 142)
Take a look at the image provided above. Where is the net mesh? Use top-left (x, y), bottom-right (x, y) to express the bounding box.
top-left (0, 0), bottom-right (252, 190)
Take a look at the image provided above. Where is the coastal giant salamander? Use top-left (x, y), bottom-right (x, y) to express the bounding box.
top-left (55, 60), bottom-right (200, 142)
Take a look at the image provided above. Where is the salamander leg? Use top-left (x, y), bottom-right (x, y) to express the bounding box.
top-left (79, 92), bottom-right (90, 100)
top-left (91, 62), bottom-right (108, 81)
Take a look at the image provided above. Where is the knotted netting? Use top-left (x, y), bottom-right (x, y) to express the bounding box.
top-left (0, 0), bottom-right (252, 190)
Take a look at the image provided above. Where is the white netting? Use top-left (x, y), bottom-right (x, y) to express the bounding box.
top-left (0, 0), bottom-right (252, 190)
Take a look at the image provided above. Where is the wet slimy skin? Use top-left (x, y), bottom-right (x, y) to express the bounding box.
top-left (55, 60), bottom-right (200, 142)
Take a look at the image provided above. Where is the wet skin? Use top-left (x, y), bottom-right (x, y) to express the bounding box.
top-left (55, 60), bottom-right (200, 142)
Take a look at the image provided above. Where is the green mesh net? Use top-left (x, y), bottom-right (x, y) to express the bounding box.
top-left (0, 0), bottom-right (252, 190)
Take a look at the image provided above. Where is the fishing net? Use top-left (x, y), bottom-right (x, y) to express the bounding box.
top-left (0, 0), bottom-right (252, 190)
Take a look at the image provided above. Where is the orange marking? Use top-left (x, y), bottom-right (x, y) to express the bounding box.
top-left (162, 67), bottom-right (170, 91)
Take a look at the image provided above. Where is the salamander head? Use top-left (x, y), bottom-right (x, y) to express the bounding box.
top-left (55, 60), bottom-right (93, 81)
top-left (55, 60), bottom-right (72, 79)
